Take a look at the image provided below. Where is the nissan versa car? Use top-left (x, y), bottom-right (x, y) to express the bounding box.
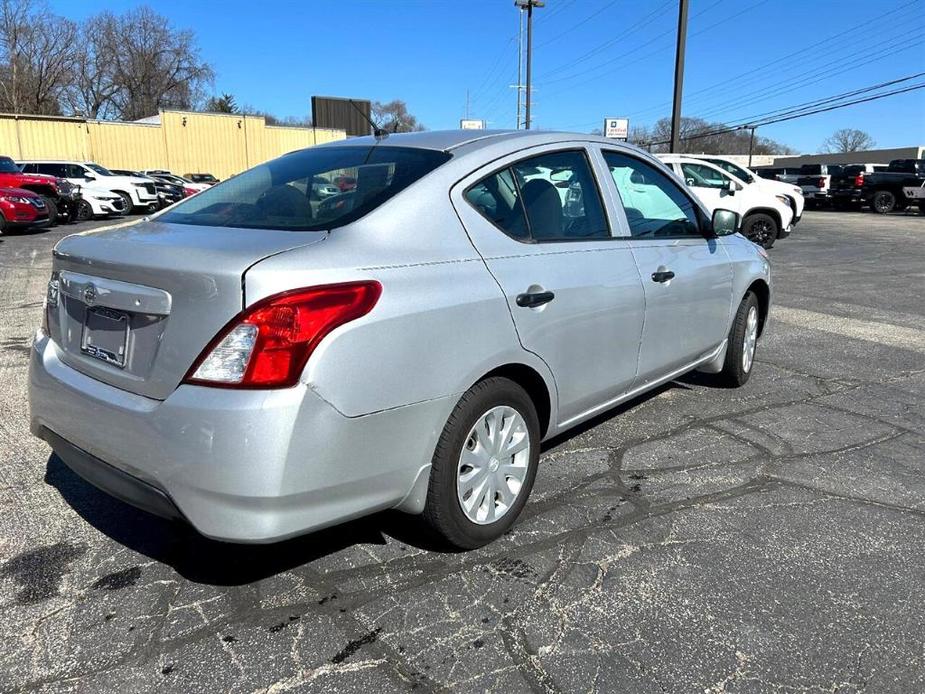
top-left (29, 131), bottom-right (771, 549)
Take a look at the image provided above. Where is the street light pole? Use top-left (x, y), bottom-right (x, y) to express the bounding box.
top-left (669, 0), bottom-right (689, 153)
top-left (515, 0), bottom-right (544, 130)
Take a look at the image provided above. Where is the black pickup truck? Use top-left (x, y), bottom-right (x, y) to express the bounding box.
top-left (830, 164), bottom-right (887, 209)
top-left (861, 159), bottom-right (925, 213)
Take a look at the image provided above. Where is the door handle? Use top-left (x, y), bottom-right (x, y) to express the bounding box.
top-left (516, 291), bottom-right (555, 308)
top-left (651, 270), bottom-right (675, 283)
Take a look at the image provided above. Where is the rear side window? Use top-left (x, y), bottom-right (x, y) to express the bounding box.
top-left (160, 146), bottom-right (451, 231)
top-left (604, 151), bottom-right (701, 238)
top-left (37, 163), bottom-right (68, 177)
top-left (465, 149), bottom-right (609, 242)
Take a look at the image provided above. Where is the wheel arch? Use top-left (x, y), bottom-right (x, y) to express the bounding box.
top-left (478, 362), bottom-right (553, 439)
top-left (744, 207), bottom-right (783, 232)
top-left (746, 278), bottom-right (770, 337)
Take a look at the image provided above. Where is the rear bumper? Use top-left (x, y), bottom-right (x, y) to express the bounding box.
top-left (29, 334), bottom-right (453, 543)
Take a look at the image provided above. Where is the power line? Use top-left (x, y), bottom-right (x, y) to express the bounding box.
top-left (693, 35), bottom-right (922, 122)
top-left (625, 0), bottom-right (922, 119)
top-left (539, 0), bottom-right (769, 96)
top-left (536, 0), bottom-right (619, 48)
top-left (641, 82), bottom-right (925, 147)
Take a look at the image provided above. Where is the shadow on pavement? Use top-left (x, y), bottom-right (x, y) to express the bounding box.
top-left (44, 453), bottom-right (448, 585)
top-left (43, 378), bottom-right (707, 585)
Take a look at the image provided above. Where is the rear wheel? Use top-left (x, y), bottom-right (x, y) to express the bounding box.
top-left (423, 377), bottom-right (540, 549)
top-left (742, 213), bottom-right (778, 249)
top-left (718, 292), bottom-right (760, 388)
top-left (871, 190), bottom-right (896, 214)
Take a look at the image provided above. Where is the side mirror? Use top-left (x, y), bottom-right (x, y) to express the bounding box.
top-left (726, 178), bottom-right (740, 194)
top-left (83, 173), bottom-right (96, 180)
top-left (711, 208), bottom-right (739, 236)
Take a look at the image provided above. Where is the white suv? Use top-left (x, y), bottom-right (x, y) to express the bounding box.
top-left (19, 161), bottom-right (159, 213)
top-left (658, 154), bottom-right (794, 249)
top-left (690, 155), bottom-right (804, 226)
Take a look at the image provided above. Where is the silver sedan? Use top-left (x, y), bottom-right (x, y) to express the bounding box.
top-left (29, 130), bottom-right (771, 549)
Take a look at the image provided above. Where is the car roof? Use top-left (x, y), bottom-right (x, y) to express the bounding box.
top-left (313, 129), bottom-right (624, 156)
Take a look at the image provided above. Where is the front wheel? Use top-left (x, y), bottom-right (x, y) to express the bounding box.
top-left (115, 191), bottom-right (134, 214)
top-left (423, 377), bottom-right (540, 549)
top-left (718, 292), bottom-right (760, 388)
top-left (76, 200), bottom-right (94, 221)
top-left (742, 213), bottom-right (778, 249)
top-left (871, 190), bottom-right (896, 214)
top-left (40, 196), bottom-right (58, 226)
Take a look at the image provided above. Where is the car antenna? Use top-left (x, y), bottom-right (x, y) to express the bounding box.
top-left (349, 100), bottom-right (388, 140)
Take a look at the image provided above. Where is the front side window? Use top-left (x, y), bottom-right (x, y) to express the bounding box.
top-left (705, 158), bottom-right (752, 183)
top-left (66, 164), bottom-right (88, 178)
top-left (161, 146), bottom-right (451, 231)
top-left (680, 162), bottom-right (730, 189)
top-left (604, 151), bottom-right (701, 238)
top-left (465, 149), bottom-right (609, 242)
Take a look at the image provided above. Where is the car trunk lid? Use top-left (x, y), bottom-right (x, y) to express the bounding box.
top-left (47, 219), bottom-right (326, 400)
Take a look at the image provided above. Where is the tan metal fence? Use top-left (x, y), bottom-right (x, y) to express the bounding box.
top-left (0, 110), bottom-right (346, 179)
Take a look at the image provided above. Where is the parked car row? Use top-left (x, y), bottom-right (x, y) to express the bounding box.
top-left (756, 158), bottom-right (925, 214)
top-left (0, 155), bottom-right (220, 233)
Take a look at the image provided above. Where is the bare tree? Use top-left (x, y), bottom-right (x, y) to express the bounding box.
top-left (0, 0), bottom-right (76, 115)
top-left (372, 99), bottom-right (425, 132)
top-left (630, 116), bottom-right (794, 155)
top-left (821, 128), bottom-right (876, 153)
top-left (106, 6), bottom-right (214, 120)
top-left (63, 12), bottom-right (119, 118)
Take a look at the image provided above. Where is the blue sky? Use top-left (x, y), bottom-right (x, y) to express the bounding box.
top-left (50, 0), bottom-right (925, 153)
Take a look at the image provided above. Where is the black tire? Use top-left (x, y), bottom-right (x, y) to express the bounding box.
top-left (423, 377), bottom-right (540, 549)
top-left (114, 191), bottom-right (134, 214)
top-left (871, 190), bottom-right (896, 214)
top-left (40, 196), bottom-right (58, 226)
top-left (76, 200), bottom-right (94, 222)
top-left (718, 292), bottom-right (760, 388)
top-left (742, 212), bottom-right (778, 249)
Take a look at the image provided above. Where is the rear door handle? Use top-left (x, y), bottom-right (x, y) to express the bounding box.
top-left (651, 270), bottom-right (675, 283)
top-left (516, 291), bottom-right (555, 308)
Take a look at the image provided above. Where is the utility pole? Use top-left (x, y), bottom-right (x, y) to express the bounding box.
top-left (515, 0), bottom-right (543, 130)
top-left (747, 126), bottom-right (756, 167)
top-left (515, 8), bottom-right (524, 129)
top-left (669, 0), bottom-right (689, 153)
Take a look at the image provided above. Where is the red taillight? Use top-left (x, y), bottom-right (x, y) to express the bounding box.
top-left (184, 281), bottom-right (382, 389)
top-left (183, 187), bottom-right (198, 197)
top-left (817, 177), bottom-right (826, 188)
top-left (853, 174), bottom-right (864, 187)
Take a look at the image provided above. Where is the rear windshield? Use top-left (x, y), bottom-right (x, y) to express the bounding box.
top-left (161, 145), bottom-right (451, 231)
top-left (799, 165), bottom-right (822, 175)
top-left (0, 156), bottom-right (20, 174)
top-left (842, 165), bottom-right (864, 175)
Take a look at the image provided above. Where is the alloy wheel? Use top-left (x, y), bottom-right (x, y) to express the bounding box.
top-left (456, 405), bottom-right (531, 525)
top-left (742, 305), bottom-right (758, 373)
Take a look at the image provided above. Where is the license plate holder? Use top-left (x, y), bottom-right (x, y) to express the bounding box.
top-left (81, 306), bottom-right (129, 368)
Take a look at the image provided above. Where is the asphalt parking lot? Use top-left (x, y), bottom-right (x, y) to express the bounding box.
top-left (1, 208), bottom-right (923, 693)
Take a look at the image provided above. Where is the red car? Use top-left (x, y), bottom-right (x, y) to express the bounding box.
top-left (0, 155), bottom-right (76, 224)
top-left (0, 187), bottom-right (50, 233)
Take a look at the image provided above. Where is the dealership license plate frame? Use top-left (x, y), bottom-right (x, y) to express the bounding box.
top-left (80, 306), bottom-right (129, 368)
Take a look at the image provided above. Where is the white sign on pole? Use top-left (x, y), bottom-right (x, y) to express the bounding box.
top-left (460, 119), bottom-right (486, 130)
top-left (604, 117), bottom-right (629, 140)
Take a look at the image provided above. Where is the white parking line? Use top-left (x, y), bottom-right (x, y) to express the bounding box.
top-left (773, 306), bottom-right (925, 353)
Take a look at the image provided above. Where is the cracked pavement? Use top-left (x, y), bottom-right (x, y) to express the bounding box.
top-left (1, 209), bottom-right (923, 692)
